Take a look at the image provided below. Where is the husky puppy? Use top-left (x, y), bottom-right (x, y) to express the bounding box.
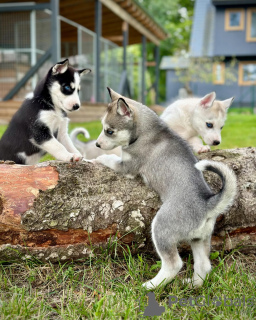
top-left (0, 59), bottom-right (90, 165)
top-left (95, 88), bottom-right (237, 290)
top-left (70, 127), bottom-right (121, 159)
top-left (160, 92), bottom-right (234, 154)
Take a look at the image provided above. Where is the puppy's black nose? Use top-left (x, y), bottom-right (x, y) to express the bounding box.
top-left (213, 140), bottom-right (220, 146)
top-left (96, 142), bottom-right (101, 148)
top-left (73, 104), bottom-right (80, 110)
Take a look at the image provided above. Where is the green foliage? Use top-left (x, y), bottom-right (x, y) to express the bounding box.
top-left (175, 57), bottom-right (238, 87)
top-left (139, 0), bottom-right (194, 56)
top-left (134, 0), bottom-right (195, 103)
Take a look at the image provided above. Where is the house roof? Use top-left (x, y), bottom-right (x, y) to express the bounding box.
top-left (212, 0), bottom-right (256, 6)
top-left (160, 56), bottom-right (189, 70)
top-left (0, 0), bottom-right (168, 45)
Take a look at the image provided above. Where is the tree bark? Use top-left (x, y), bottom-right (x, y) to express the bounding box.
top-left (0, 147), bottom-right (255, 262)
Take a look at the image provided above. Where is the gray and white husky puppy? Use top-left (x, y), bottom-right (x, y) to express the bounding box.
top-left (160, 92), bottom-right (234, 154)
top-left (95, 88), bottom-right (237, 290)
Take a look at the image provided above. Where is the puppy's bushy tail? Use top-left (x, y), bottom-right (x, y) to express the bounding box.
top-left (195, 160), bottom-right (237, 218)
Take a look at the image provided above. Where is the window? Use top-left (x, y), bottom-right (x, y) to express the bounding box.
top-left (213, 62), bottom-right (225, 84)
top-left (225, 9), bottom-right (244, 31)
top-left (246, 8), bottom-right (256, 42)
top-left (238, 62), bottom-right (256, 85)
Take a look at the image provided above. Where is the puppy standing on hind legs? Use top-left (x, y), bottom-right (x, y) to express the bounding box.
top-left (0, 59), bottom-right (91, 164)
top-left (95, 87), bottom-right (237, 290)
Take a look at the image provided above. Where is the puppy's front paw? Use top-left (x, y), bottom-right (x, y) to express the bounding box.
top-left (95, 154), bottom-right (119, 166)
top-left (95, 154), bottom-right (110, 165)
top-left (70, 153), bottom-right (83, 162)
top-left (197, 145), bottom-right (211, 154)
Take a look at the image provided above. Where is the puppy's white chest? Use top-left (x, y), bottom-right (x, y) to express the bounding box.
top-left (39, 110), bottom-right (64, 133)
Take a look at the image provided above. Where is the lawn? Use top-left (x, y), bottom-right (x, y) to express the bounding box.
top-left (0, 249), bottom-right (255, 319)
top-left (0, 109), bottom-right (255, 319)
top-left (0, 109), bottom-right (255, 156)
top-left (213, 110), bottom-right (256, 150)
top-left (68, 111), bottom-right (256, 151)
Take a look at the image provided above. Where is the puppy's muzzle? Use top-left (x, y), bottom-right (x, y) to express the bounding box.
top-left (72, 104), bottom-right (80, 111)
top-left (96, 142), bottom-right (101, 148)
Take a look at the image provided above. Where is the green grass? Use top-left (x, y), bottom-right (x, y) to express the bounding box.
top-left (0, 248), bottom-right (255, 319)
top-left (44, 111), bottom-right (256, 161)
top-left (212, 110), bottom-right (256, 150)
top-left (0, 109), bottom-right (255, 160)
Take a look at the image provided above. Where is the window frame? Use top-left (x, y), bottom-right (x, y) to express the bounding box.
top-left (246, 8), bottom-right (256, 42)
top-left (225, 8), bottom-right (245, 31)
top-left (213, 62), bottom-right (225, 85)
top-left (238, 61), bottom-right (256, 86)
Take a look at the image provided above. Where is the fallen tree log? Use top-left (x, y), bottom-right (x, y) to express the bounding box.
top-left (0, 147), bottom-right (255, 262)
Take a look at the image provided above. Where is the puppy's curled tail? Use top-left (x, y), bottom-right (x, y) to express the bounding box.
top-left (70, 127), bottom-right (90, 156)
top-left (195, 160), bottom-right (237, 218)
top-left (70, 127), bottom-right (90, 142)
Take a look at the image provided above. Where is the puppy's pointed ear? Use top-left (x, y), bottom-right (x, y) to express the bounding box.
top-left (199, 92), bottom-right (216, 109)
top-left (78, 69), bottom-right (91, 76)
top-left (52, 59), bottom-right (69, 75)
top-left (107, 87), bottom-right (121, 101)
top-left (117, 98), bottom-right (132, 118)
top-left (221, 97), bottom-right (234, 110)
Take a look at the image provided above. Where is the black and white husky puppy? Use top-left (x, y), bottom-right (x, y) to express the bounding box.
top-left (0, 59), bottom-right (90, 165)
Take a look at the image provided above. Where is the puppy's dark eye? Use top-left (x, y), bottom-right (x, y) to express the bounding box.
top-left (206, 122), bottom-right (213, 129)
top-left (106, 129), bottom-right (114, 135)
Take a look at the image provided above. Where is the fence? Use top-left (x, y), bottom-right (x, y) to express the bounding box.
top-left (0, 10), bottom-right (51, 99)
top-left (0, 9), bottom-right (135, 103)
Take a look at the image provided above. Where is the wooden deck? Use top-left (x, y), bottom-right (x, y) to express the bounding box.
top-left (0, 100), bottom-right (164, 125)
top-left (0, 100), bottom-right (107, 124)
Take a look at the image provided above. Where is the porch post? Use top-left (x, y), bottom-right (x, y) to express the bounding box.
top-left (122, 21), bottom-right (129, 71)
top-left (141, 35), bottom-right (146, 104)
top-left (95, 0), bottom-right (102, 102)
top-left (155, 45), bottom-right (160, 105)
top-left (51, 0), bottom-right (60, 63)
top-left (30, 10), bottom-right (37, 89)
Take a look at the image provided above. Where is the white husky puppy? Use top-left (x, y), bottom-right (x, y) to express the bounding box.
top-left (160, 92), bottom-right (234, 154)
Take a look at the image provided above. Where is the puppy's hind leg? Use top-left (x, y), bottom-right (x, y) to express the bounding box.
top-left (143, 211), bottom-right (183, 290)
top-left (189, 237), bottom-right (212, 288)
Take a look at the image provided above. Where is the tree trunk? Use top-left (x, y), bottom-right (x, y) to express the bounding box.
top-left (0, 147), bottom-right (255, 262)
